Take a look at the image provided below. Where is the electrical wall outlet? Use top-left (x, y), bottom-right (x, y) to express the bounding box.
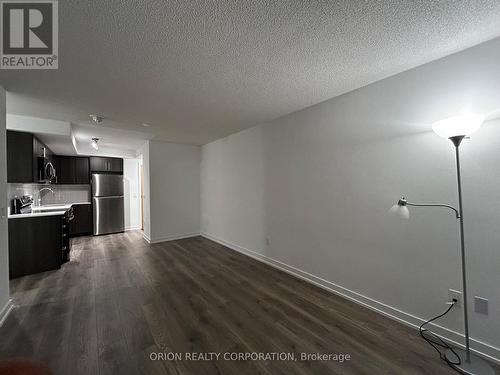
top-left (448, 289), bottom-right (462, 306)
top-left (474, 296), bottom-right (488, 315)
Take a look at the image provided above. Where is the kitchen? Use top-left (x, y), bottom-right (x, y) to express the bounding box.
top-left (6, 128), bottom-right (140, 279)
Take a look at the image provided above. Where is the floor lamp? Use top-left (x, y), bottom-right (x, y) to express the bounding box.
top-left (389, 114), bottom-right (494, 375)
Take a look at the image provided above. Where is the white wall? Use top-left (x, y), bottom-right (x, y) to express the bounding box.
top-left (201, 128), bottom-right (266, 253)
top-left (0, 86), bottom-right (11, 323)
top-left (140, 142), bottom-right (151, 239)
top-left (144, 140), bottom-right (200, 242)
top-left (201, 38), bottom-right (500, 360)
top-left (7, 114), bottom-right (70, 136)
top-left (123, 158), bottom-right (141, 230)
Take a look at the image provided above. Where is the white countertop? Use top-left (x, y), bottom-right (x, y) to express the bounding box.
top-left (8, 202), bottom-right (91, 219)
top-left (31, 202), bottom-right (91, 211)
top-left (8, 210), bottom-right (68, 219)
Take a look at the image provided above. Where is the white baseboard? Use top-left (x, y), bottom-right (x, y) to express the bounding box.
top-left (142, 232), bottom-right (152, 243)
top-left (201, 232), bottom-right (500, 364)
top-left (0, 299), bottom-right (14, 327)
top-left (125, 225), bottom-right (141, 231)
top-left (143, 232), bottom-right (199, 244)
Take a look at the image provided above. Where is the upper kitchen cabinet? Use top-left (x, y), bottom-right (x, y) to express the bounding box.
top-left (75, 157), bottom-right (90, 184)
top-left (9, 130), bottom-right (55, 183)
top-left (7, 130), bottom-right (89, 184)
top-left (56, 156), bottom-right (76, 184)
top-left (108, 158), bottom-right (123, 172)
top-left (89, 156), bottom-right (105, 172)
top-left (7, 130), bottom-right (33, 183)
top-left (32, 136), bottom-right (53, 182)
top-left (89, 157), bottom-right (123, 173)
top-left (55, 156), bottom-right (90, 184)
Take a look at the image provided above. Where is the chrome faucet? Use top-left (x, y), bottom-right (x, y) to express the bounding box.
top-left (33, 187), bottom-right (54, 207)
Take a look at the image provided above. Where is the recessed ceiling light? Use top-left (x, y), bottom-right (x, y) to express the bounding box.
top-left (142, 123), bottom-right (151, 127)
top-left (89, 114), bottom-right (103, 124)
top-left (91, 137), bottom-right (99, 150)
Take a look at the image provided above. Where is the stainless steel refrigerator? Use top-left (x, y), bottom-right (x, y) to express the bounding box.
top-left (92, 173), bottom-right (124, 235)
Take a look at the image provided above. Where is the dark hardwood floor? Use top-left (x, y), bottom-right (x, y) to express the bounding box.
top-left (0, 232), bottom-right (496, 374)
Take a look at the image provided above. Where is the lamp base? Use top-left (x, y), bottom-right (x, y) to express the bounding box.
top-left (445, 348), bottom-right (495, 375)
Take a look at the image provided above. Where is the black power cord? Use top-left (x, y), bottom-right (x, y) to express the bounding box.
top-left (419, 300), bottom-right (463, 373)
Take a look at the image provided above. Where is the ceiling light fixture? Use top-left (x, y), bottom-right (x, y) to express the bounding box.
top-left (91, 138), bottom-right (99, 150)
top-left (89, 114), bottom-right (103, 124)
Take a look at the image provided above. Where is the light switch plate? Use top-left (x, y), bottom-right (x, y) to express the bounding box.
top-left (474, 296), bottom-right (488, 315)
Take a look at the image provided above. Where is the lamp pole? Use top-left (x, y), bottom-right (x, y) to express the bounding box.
top-left (393, 134), bottom-right (495, 374)
top-left (442, 135), bottom-right (494, 374)
top-left (449, 135), bottom-right (470, 362)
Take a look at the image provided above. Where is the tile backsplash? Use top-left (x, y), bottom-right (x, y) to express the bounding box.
top-left (7, 183), bottom-right (91, 206)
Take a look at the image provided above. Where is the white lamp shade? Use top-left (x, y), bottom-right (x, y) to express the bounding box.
top-left (389, 204), bottom-right (410, 219)
top-left (432, 114), bottom-right (484, 138)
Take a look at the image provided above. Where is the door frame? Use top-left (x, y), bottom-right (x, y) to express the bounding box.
top-left (140, 164), bottom-right (144, 231)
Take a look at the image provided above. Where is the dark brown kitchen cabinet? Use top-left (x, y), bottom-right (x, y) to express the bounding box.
top-left (75, 157), bottom-right (90, 183)
top-left (8, 215), bottom-right (64, 278)
top-left (7, 130), bottom-right (92, 184)
top-left (70, 204), bottom-right (93, 236)
top-left (55, 156), bottom-right (90, 184)
top-left (32, 136), bottom-right (55, 183)
top-left (7, 130), bottom-right (56, 183)
top-left (89, 156), bottom-right (123, 173)
top-left (107, 157), bottom-right (123, 172)
top-left (7, 130), bottom-right (33, 183)
top-left (32, 135), bottom-right (51, 158)
top-left (56, 156), bottom-right (76, 184)
top-left (32, 135), bottom-right (43, 181)
top-left (89, 156), bottom-right (105, 172)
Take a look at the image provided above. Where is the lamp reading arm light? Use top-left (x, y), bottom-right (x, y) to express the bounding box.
top-left (395, 197), bottom-right (460, 219)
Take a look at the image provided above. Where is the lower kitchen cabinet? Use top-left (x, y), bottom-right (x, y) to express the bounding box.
top-left (70, 203), bottom-right (93, 236)
top-left (8, 215), bottom-right (65, 279)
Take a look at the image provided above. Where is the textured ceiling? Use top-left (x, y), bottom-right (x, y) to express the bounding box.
top-left (1, 0), bottom-right (500, 145)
